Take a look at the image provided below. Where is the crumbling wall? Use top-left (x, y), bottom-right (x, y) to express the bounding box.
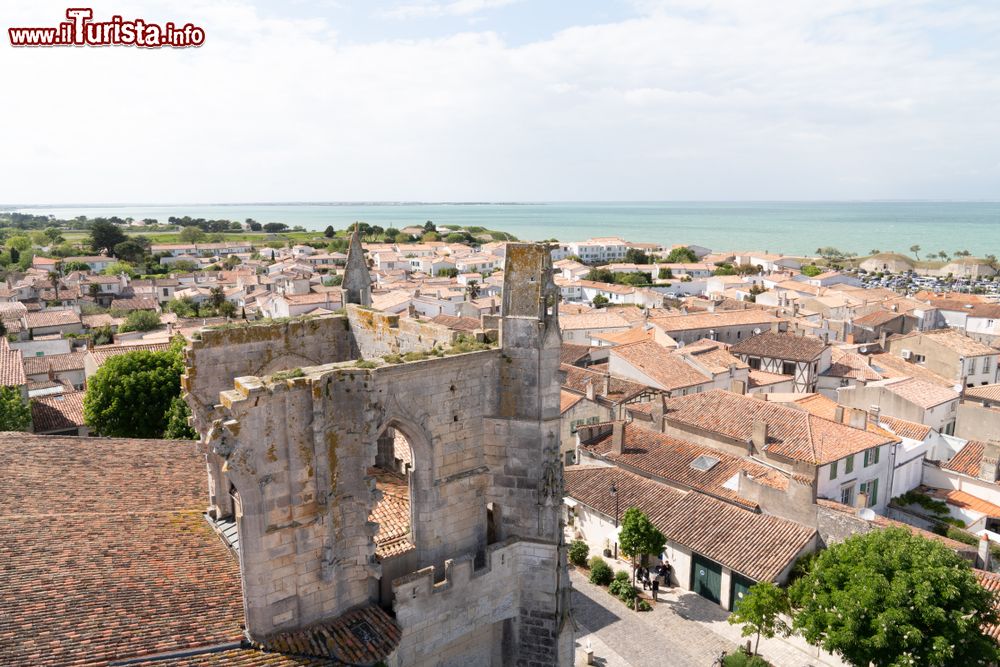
top-left (347, 304), bottom-right (458, 359)
top-left (183, 316), bottom-right (356, 430)
top-left (207, 368), bottom-right (376, 638)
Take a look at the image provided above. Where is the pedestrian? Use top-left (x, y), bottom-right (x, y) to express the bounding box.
top-left (640, 566), bottom-right (648, 590)
top-left (651, 577), bottom-right (659, 601)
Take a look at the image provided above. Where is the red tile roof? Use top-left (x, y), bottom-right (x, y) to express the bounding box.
top-left (30, 391), bottom-right (85, 433)
top-left (943, 440), bottom-right (986, 478)
top-left (23, 309), bottom-right (82, 329)
top-left (730, 331), bottom-right (826, 363)
top-left (657, 491), bottom-right (816, 581)
top-left (664, 389), bottom-right (897, 465)
top-left (22, 351), bottom-right (86, 376)
top-left (87, 341), bottom-right (173, 367)
top-left (578, 421), bottom-right (784, 509)
top-left (564, 465), bottom-right (686, 526)
top-left (966, 384), bottom-right (1000, 404)
top-left (0, 433), bottom-right (244, 666)
top-left (0, 338), bottom-right (26, 387)
top-left (610, 340), bottom-right (709, 391)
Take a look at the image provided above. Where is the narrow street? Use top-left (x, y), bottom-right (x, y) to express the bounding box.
top-left (570, 569), bottom-right (848, 667)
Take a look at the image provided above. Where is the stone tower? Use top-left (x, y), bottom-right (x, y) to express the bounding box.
top-left (342, 224), bottom-right (372, 306)
top-left (183, 242), bottom-right (572, 666)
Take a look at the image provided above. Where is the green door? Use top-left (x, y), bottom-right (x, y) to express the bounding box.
top-left (730, 573), bottom-right (756, 611)
top-left (691, 553), bottom-right (722, 604)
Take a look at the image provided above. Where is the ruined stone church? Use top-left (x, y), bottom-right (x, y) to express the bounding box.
top-left (182, 238), bottom-right (574, 665)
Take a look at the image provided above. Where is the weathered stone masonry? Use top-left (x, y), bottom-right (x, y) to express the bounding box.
top-left (183, 243), bottom-right (573, 666)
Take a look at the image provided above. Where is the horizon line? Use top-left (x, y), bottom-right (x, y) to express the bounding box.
top-left (6, 199), bottom-right (1000, 208)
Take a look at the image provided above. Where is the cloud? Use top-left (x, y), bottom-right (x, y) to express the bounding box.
top-left (377, 0), bottom-right (521, 20)
top-left (1, 0), bottom-right (999, 203)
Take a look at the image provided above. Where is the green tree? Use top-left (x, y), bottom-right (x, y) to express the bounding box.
top-left (7, 235), bottom-right (32, 252)
top-left (801, 264), bottom-right (823, 277)
top-left (179, 226), bottom-right (206, 243)
top-left (909, 245), bottom-right (921, 260)
top-left (585, 268), bottom-right (615, 283)
top-left (658, 268), bottom-right (673, 279)
top-left (422, 231), bottom-right (441, 242)
top-left (790, 527), bottom-right (999, 667)
top-left (664, 247), bottom-right (698, 263)
top-left (119, 310), bottom-right (161, 333)
top-left (568, 540), bottom-right (590, 567)
top-left (728, 581), bottom-right (790, 656)
top-left (617, 507), bottom-right (666, 594)
top-left (0, 386), bottom-right (31, 431)
top-left (623, 248), bottom-right (651, 264)
top-left (208, 286), bottom-right (226, 310)
top-left (113, 239), bottom-right (147, 264)
top-left (592, 294), bottom-right (609, 308)
top-left (83, 345), bottom-right (185, 438)
top-left (163, 396), bottom-right (197, 439)
top-left (103, 261), bottom-right (136, 278)
top-left (89, 220), bottom-right (127, 255)
top-left (323, 225), bottom-right (336, 238)
top-left (465, 279), bottom-right (481, 299)
top-left (63, 260), bottom-right (93, 272)
top-left (166, 297), bottom-right (197, 318)
top-left (91, 324), bottom-right (113, 346)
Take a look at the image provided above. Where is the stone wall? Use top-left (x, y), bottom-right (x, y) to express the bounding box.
top-left (391, 538), bottom-right (565, 667)
top-left (347, 304), bottom-right (459, 359)
top-left (182, 315), bottom-right (356, 430)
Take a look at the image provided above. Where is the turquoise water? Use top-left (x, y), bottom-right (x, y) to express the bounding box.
top-left (12, 202), bottom-right (1000, 257)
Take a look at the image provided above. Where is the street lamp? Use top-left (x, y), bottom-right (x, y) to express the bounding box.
top-left (610, 482), bottom-right (619, 560)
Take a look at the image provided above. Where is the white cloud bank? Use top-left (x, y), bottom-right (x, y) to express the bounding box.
top-left (1, 0), bottom-right (999, 202)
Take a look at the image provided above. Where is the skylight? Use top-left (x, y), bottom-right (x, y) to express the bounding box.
top-left (690, 455), bottom-right (720, 472)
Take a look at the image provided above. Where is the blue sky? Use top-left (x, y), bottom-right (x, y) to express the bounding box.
top-left (2, 0), bottom-right (1000, 203)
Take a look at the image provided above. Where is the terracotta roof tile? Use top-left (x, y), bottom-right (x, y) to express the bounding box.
top-left (30, 391), bottom-right (85, 432)
top-left (23, 309), bottom-right (82, 329)
top-left (0, 433), bottom-right (245, 666)
top-left (87, 341), bottom-right (173, 367)
top-left (610, 340), bottom-right (709, 391)
top-left (942, 440), bottom-right (987, 477)
top-left (0, 338), bottom-right (26, 387)
top-left (664, 389), bottom-right (897, 465)
top-left (22, 351), bottom-right (86, 376)
top-left (966, 384), bottom-right (1000, 404)
top-left (561, 364), bottom-right (648, 404)
top-left (564, 465), bottom-right (686, 525)
top-left (650, 310), bottom-right (780, 333)
top-left (875, 377), bottom-right (959, 409)
top-left (579, 421), bottom-right (783, 509)
top-left (824, 349), bottom-right (883, 381)
top-left (730, 331), bottom-right (826, 363)
top-left (929, 487), bottom-right (1000, 517)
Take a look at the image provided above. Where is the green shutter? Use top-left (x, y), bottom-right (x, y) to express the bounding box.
top-left (845, 455), bottom-right (854, 474)
top-left (830, 461), bottom-right (838, 480)
top-left (873, 447), bottom-right (880, 465)
top-left (870, 478), bottom-right (878, 506)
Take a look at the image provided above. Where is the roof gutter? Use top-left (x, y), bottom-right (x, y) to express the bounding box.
top-left (108, 641), bottom-right (244, 666)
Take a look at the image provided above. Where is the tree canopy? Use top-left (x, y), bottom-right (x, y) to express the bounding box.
top-left (618, 507), bottom-right (666, 574)
top-left (89, 220), bottom-right (128, 255)
top-left (118, 310), bottom-right (161, 333)
top-left (790, 527), bottom-right (999, 667)
top-left (664, 246), bottom-right (698, 263)
top-left (83, 341), bottom-right (186, 438)
top-left (728, 581), bottom-right (790, 656)
top-left (0, 386), bottom-right (31, 431)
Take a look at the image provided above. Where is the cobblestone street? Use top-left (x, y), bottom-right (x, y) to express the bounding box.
top-left (571, 569), bottom-right (848, 667)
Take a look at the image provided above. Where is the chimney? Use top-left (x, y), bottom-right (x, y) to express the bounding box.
top-left (979, 442), bottom-right (1000, 483)
top-left (855, 491), bottom-right (869, 509)
top-left (979, 534), bottom-right (992, 571)
top-left (770, 321), bottom-right (781, 333)
top-left (879, 330), bottom-right (887, 350)
top-left (730, 379), bottom-right (747, 395)
top-left (651, 397), bottom-right (664, 432)
top-left (834, 405), bottom-right (845, 424)
top-left (585, 379), bottom-right (596, 401)
top-left (867, 405), bottom-right (880, 429)
top-left (822, 332), bottom-right (829, 344)
top-left (848, 408), bottom-right (867, 431)
top-left (611, 421), bottom-right (624, 456)
top-left (602, 374), bottom-right (610, 397)
top-left (751, 420), bottom-right (768, 451)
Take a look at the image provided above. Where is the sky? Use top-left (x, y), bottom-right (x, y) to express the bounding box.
top-left (2, 0), bottom-right (1000, 203)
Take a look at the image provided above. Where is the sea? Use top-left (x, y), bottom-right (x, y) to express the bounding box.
top-left (10, 201), bottom-right (1000, 258)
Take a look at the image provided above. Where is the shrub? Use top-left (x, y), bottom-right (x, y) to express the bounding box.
top-left (588, 556), bottom-right (613, 586)
top-left (636, 599), bottom-right (652, 612)
top-left (568, 540), bottom-right (589, 567)
top-left (723, 651), bottom-right (772, 667)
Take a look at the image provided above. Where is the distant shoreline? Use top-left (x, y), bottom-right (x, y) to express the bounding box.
top-left (6, 201), bottom-right (1000, 257)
